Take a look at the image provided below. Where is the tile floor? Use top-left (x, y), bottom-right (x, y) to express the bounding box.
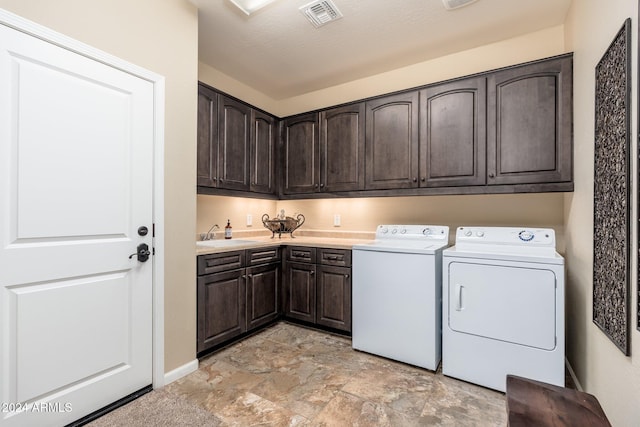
top-left (92, 322), bottom-right (507, 426)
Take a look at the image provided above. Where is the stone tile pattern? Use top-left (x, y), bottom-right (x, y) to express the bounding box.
top-left (93, 322), bottom-right (507, 426)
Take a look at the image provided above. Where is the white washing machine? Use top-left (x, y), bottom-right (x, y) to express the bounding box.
top-left (442, 226), bottom-right (564, 392)
top-left (352, 224), bottom-right (449, 371)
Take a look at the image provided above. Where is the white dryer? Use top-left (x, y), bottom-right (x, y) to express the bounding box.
top-left (442, 226), bottom-right (564, 392)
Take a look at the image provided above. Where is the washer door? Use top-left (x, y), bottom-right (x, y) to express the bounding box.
top-left (448, 262), bottom-right (557, 350)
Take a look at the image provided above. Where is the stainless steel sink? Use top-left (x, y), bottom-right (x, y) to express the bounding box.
top-left (196, 239), bottom-right (259, 248)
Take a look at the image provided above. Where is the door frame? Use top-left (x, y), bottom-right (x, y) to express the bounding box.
top-left (0, 8), bottom-right (166, 388)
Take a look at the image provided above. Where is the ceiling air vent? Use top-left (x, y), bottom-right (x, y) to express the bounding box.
top-left (299, 0), bottom-right (343, 28)
top-left (442, 0), bottom-right (478, 10)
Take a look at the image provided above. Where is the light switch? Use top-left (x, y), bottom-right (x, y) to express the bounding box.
top-left (247, 214), bottom-right (252, 226)
top-left (333, 214), bottom-right (341, 227)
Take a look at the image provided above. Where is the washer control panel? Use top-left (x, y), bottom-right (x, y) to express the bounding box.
top-left (376, 224), bottom-right (448, 241)
top-left (455, 226), bottom-right (555, 247)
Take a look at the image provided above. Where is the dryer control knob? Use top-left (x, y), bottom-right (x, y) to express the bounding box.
top-left (519, 230), bottom-right (534, 241)
top-left (476, 231), bottom-right (485, 237)
top-left (422, 228), bottom-right (431, 235)
top-left (391, 228), bottom-right (398, 234)
top-left (380, 227), bottom-right (388, 234)
top-left (464, 230), bottom-right (473, 237)
top-left (400, 228), bottom-right (407, 234)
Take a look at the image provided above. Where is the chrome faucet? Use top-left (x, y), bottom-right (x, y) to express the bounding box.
top-left (200, 224), bottom-right (219, 241)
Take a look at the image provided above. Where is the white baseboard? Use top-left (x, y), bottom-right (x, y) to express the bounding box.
top-left (565, 357), bottom-right (583, 391)
top-left (163, 359), bottom-right (199, 385)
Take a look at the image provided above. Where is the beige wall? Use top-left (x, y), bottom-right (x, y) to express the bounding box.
top-left (0, 0), bottom-right (199, 373)
top-left (199, 193), bottom-right (566, 250)
top-left (564, 0), bottom-right (640, 425)
top-left (200, 25), bottom-right (566, 117)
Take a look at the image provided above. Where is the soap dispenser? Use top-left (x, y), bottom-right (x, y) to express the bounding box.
top-left (224, 219), bottom-right (232, 239)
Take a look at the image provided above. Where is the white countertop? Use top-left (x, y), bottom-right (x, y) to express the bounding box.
top-left (196, 233), bottom-right (374, 255)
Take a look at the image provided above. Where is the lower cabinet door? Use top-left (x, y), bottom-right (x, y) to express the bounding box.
top-left (316, 265), bottom-right (352, 332)
top-left (285, 262), bottom-right (316, 323)
top-left (246, 262), bottom-right (280, 330)
top-left (197, 269), bottom-right (246, 352)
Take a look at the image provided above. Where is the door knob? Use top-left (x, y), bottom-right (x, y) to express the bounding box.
top-left (129, 243), bottom-right (151, 262)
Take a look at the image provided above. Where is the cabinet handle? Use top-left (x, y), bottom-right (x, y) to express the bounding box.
top-left (314, 184), bottom-right (319, 188)
top-left (345, 274), bottom-right (350, 279)
top-left (310, 270), bottom-right (315, 276)
top-left (327, 255), bottom-right (340, 261)
top-left (421, 177), bottom-right (426, 182)
top-left (320, 183), bottom-right (325, 188)
top-left (413, 177), bottom-right (418, 183)
top-left (488, 172), bottom-right (495, 178)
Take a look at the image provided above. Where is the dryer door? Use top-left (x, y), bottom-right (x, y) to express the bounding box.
top-left (448, 261), bottom-right (557, 350)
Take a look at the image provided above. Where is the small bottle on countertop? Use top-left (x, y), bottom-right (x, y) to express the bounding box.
top-left (224, 219), bottom-right (232, 239)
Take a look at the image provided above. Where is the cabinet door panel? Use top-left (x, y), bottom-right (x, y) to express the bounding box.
top-left (487, 56), bottom-right (572, 184)
top-left (365, 92), bottom-right (419, 189)
top-left (250, 110), bottom-right (275, 194)
top-left (283, 113), bottom-right (319, 194)
top-left (197, 269), bottom-right (246, 352)
top-left (321, 103), bottom-right (365, 192)
top-left (218, 96), bottom-right (250, 190)
top-left (316, 265), bottom-right (351, 332)
top-left (420, 77), bottom-right (486, 187)
top-left (246, 263), bottom-right (280, 330)
top-left (285, 262), bottom-right (316, 322)
top-left (197, 85), bottom-right (218, 187)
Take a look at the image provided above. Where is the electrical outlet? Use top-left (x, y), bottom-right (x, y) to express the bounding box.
top-left (333, 214), bottom-right (341, 227)
top-left (246, 214), bottom-right (252, 226)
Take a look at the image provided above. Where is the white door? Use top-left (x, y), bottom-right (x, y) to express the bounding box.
top-left (0, 19), bottom-right (154, 427)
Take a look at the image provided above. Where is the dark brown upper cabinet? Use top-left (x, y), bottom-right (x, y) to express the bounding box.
top-left (218, 95), bottom-right (250, 191)
top-left (197, 83), bottom-right (277, 196)
top-left (282, 112), bottom-right (320, 194)
top-left (199, 53), bottom-right (572, 200)
top-left (487, 55), bottom-right (572, 185)
top-left (250, 110), bottom-right (276, 194)
top-left (420, 77), bottom-right (487, 187)
top-left (365, 92), bottom-right (420, 190)
top-left (320, 103), bottom-right (365, 192)
top-left (197, 84), bottom-right (218, 187)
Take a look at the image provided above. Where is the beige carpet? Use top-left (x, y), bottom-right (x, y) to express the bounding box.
top-left (88, 388), bottom-right (222, 426)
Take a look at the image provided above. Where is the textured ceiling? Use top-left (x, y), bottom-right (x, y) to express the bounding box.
top-left (192, 0), bottom-right (572, 99)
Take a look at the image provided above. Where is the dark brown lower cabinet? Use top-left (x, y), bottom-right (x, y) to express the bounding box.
top-left (197, 248), bottom-right (280, 354)
top-left (197, 269), bottom-right (246, 352)
top-left (246, 263), bottom-right (280, 330)
top-left (285, 261), bottom-right (316, 323)
top-left (316, 265), bottom-right (351, 331)
top-left (197, 245), bottom-right (351, 354)
top-left (284, 247), bottom-right (352, 333)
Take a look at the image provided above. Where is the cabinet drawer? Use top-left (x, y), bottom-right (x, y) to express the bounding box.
top-left (246, 246), bottom-right (281, 266)
top-left (317, 248), bottom-right (351, 267)
top-left (198, 250), bottom-right (245, 275)
top-left (287, 246), bottom-right (316, 263)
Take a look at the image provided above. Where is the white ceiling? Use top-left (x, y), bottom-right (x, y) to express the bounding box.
top-left (192, 0), bottom-right (572, 99)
